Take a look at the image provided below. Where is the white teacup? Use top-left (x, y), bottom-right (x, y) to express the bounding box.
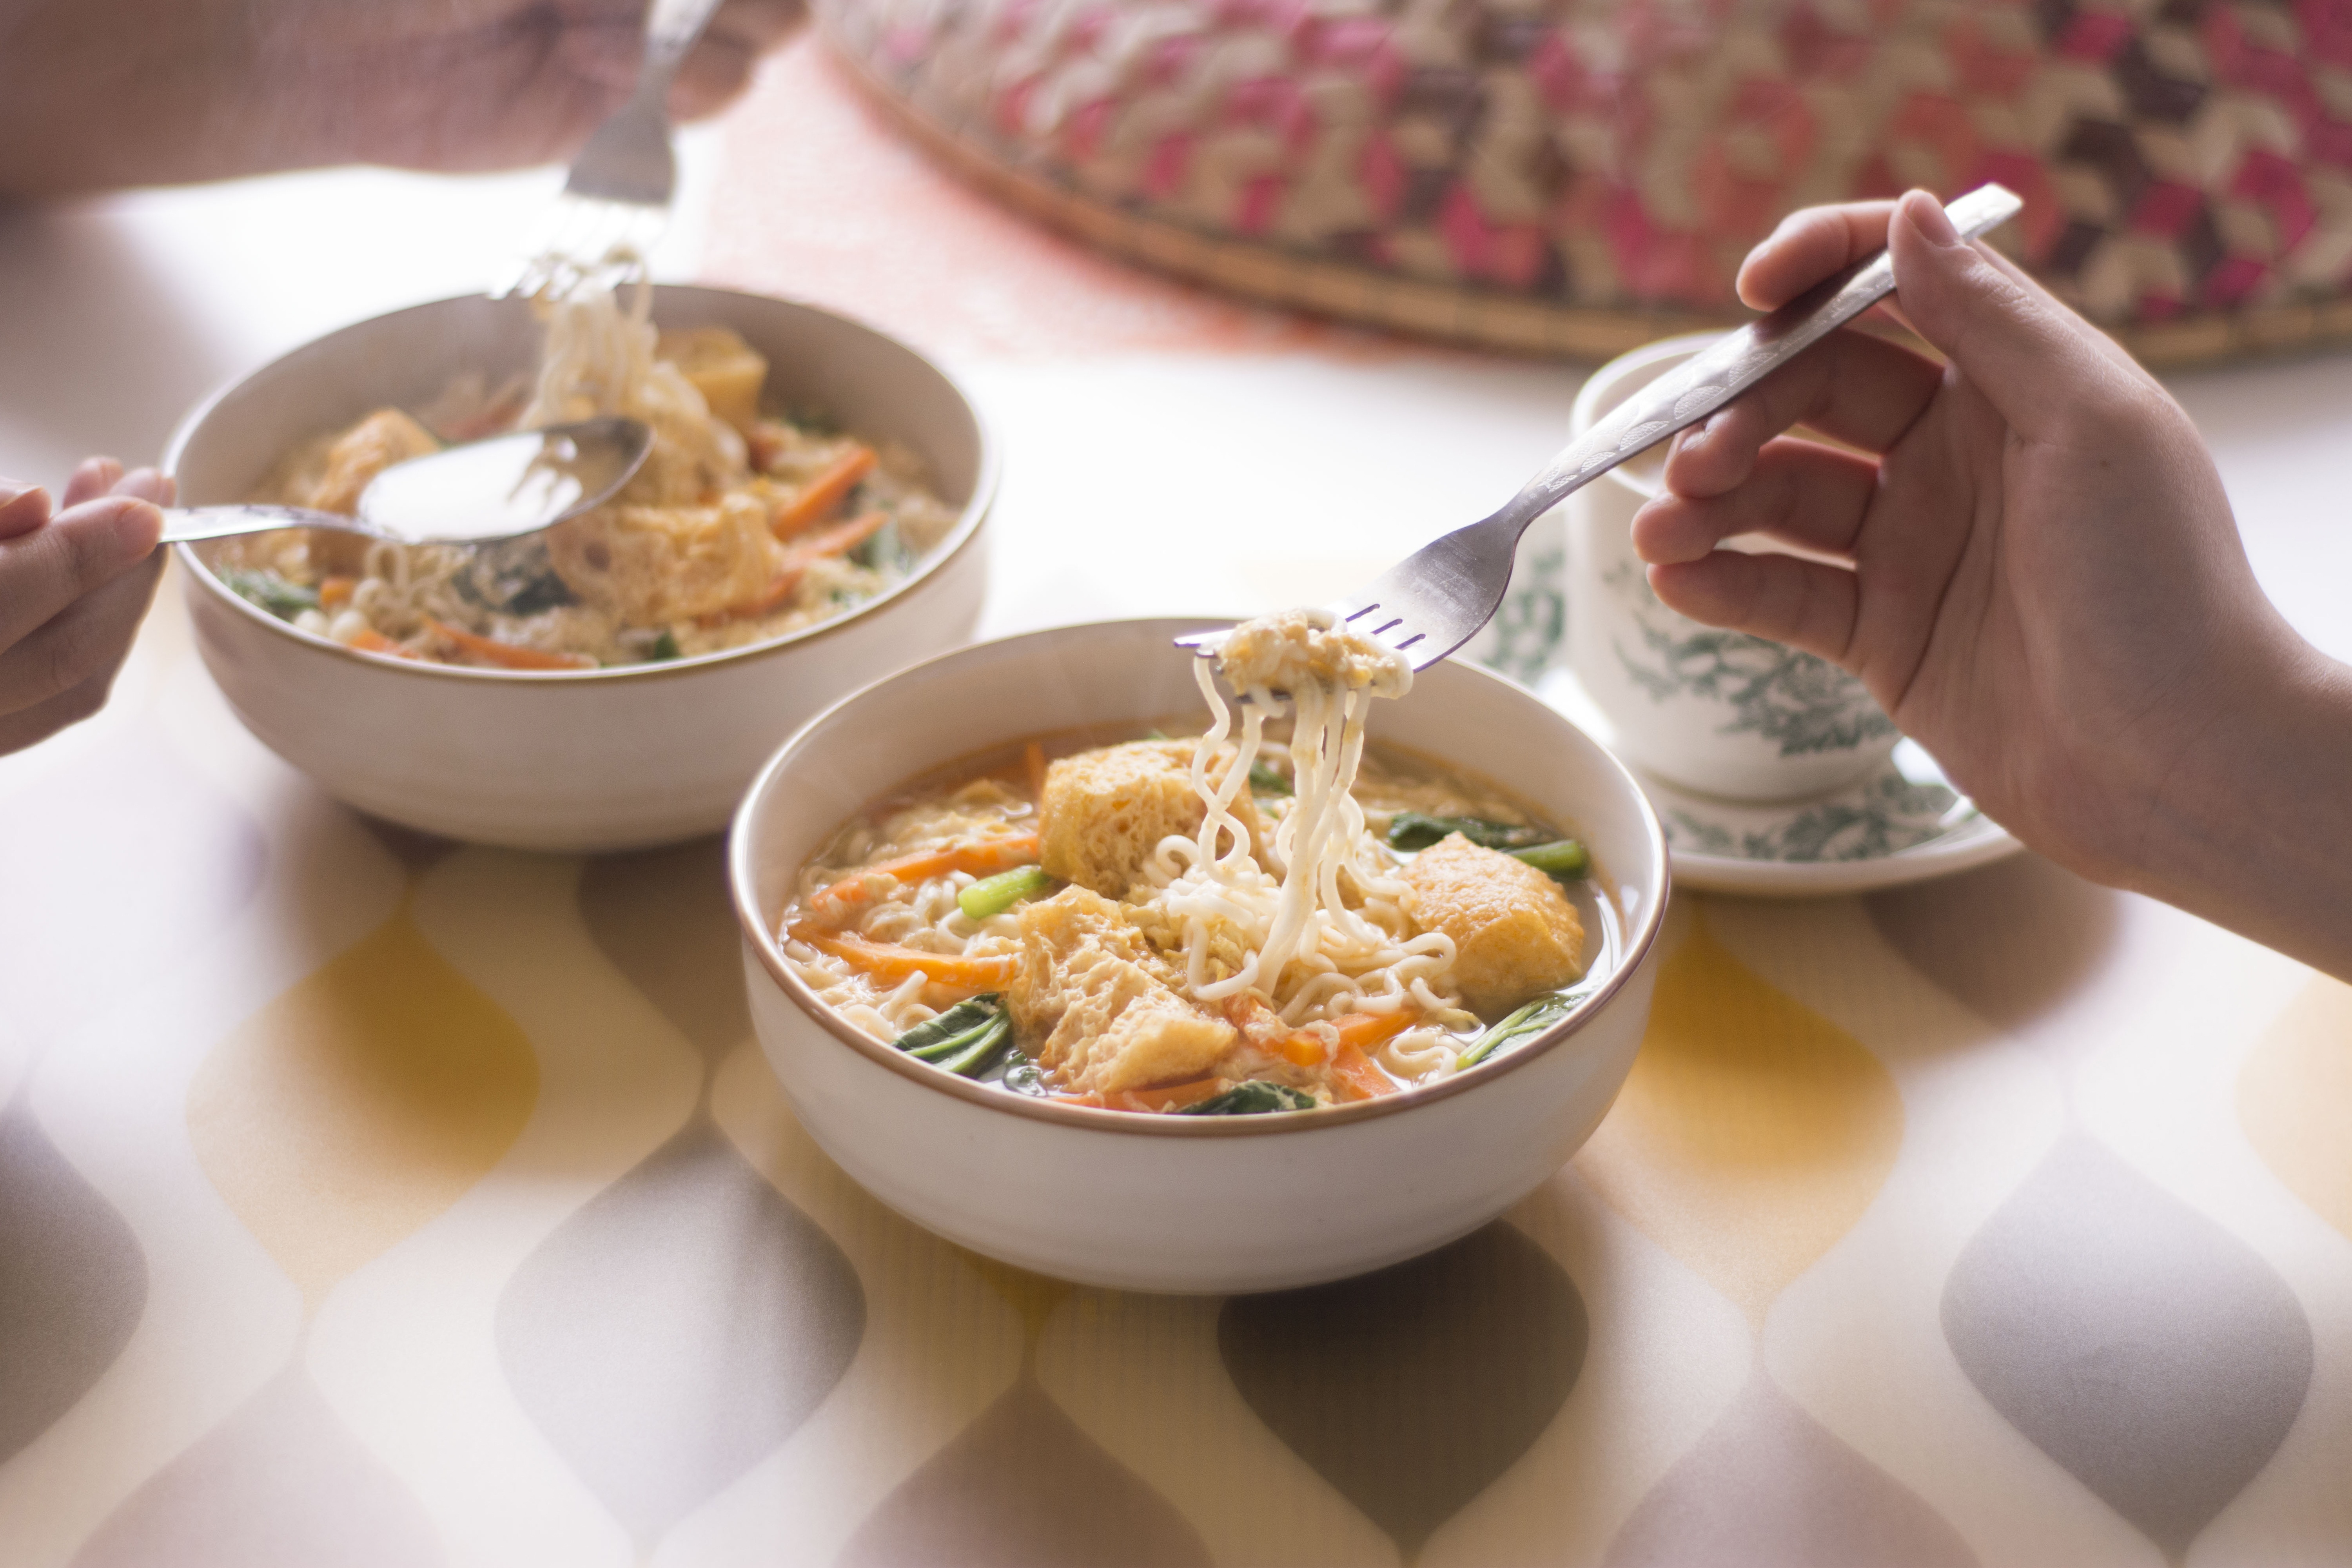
top-left (1565, 334), bottom-right (1899, 802)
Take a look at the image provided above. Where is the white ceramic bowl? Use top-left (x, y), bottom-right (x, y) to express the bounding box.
top-left (730, 619), bottom-right (1671, 1293)
top-left (163, 286), bottom-right (994, 852)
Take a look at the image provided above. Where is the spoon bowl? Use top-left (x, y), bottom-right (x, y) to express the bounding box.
top-left (158, 416), bottom-right (652, 546)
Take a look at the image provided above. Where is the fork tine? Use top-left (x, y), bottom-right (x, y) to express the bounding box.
top-left (494, 196), bottom-right (665, 299)
top-left (495, 0), bottom-right (715, 296)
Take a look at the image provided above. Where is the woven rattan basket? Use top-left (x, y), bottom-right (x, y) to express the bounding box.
top-left (820, 0), bottom-right (2352, 364)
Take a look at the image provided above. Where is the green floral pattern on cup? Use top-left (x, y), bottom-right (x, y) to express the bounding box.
top-left (1605, 563), bottom-right (1894, 758)
top-left (1662, 765), bottom-right (1976, 863)
top-left (1470, 537), bottom-right (1566, 686)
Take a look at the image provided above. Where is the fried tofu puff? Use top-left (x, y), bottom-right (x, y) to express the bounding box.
top-left (1037, 739), bottom-right (1262, 899)
top-left (1401, 834), bottom-right (1584, 1019)
top-left (1009, 887), bottom-right (1236, 1094)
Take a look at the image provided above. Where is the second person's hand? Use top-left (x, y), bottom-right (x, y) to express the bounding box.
top-left (0, 461), bottom-right (171, 756)
top-left (1630, 188), bottom-right (2352, 979)
top-left (0, 0), bottom-right (804, 196)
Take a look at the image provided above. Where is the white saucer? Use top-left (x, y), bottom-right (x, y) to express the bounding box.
top-left (1533, 667), bottom-right (2022, 896)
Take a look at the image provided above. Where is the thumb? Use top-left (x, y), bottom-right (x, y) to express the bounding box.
top-left (1887, 188), bottom-right (2109, 430)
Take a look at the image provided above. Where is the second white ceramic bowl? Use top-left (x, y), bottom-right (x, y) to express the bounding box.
top-left (165, 285), bottom-right (995, 853)
top-left (731, 619), bottom-right (1670, 1293)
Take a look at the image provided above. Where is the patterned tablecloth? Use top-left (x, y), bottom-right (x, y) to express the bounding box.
top-left (5, 39), bottom-right (2352, 1568)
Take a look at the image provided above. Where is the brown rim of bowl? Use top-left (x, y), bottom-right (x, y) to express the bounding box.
top-left (161, 285), bottom-right (998, 684)
top-left (727, 618), bottom-right (1673, 1137)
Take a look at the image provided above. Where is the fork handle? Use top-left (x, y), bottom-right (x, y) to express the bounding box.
top-left (159, 505), bottom-right (373, 544)
top-left (1492, 183), bottom-right (2024, 539)
top-left (639, 0), bottom-right (729, 92)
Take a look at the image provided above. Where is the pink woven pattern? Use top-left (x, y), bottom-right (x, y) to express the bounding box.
top-left (820, 0), bottom-right (2352, 336)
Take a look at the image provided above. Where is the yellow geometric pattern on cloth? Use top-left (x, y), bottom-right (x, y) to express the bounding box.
top-left (2239, 975), bottom-right (2352, 1244)
top-left (965, 1256), bottom-right (1073, 1356)
top-left (187, 893), bottom-right (540, 1307)
top-left (1575, 905), bottom-right (1904, 1324)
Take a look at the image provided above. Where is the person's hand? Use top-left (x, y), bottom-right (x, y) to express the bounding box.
top-left (0, 460), bottom-right (169, 755)
top-left (1632, 188), bottom-right (2352, 978)
top-left (0, 0), bottom-right (802, 196)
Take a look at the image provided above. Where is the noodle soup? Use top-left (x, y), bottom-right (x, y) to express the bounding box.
top-left (203, 276), bottom-right (958, 671)
top-left (774, 612), bottom-right (1617, 1114)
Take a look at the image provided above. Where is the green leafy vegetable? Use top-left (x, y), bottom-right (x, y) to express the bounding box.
top-left (893, 995), bottom-right (1005, 1060)
top-left (1457, 988), bottom-right (1590, 1071)
top-left (1248, 760), bottom-right (1292, 795)
top-left (646, 629), bottom-right (681, 662)
top-left (1385, 813), bottom-right (1553, 852)
top-left (958, 865), bottom-right (1054, 921)
top-left (889, 995), bottom-right (1013, 1078)
top-left (453, 541), bottom-right (573, 615)
top-left (1510, 839), bottom-right (1591, 880)
top-left (501, 571), bottom-right (575, 616)
top-left (936, 1014), bottom-right (1012, 1076)
top-left (1176, 1081), bottom-right (1318, 1116)
top-left (853, 515), bottom-right (912, 573)
top-left (217, 568), bottom-right (318, 620)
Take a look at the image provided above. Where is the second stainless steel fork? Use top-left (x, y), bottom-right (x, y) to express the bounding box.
top-left (496, 0), bottom-right (729, 299)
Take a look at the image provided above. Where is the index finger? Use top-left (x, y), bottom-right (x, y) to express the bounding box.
top-left (1662, 324), bottom-right (1942, 499)
top-left (1739, 201), bottom-right (1898, 311)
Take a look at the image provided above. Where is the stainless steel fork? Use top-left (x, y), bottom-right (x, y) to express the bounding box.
top-left (1178, 183), bottom-right (2024, 672)
top-left (496, 0), bottom-right (729, 298)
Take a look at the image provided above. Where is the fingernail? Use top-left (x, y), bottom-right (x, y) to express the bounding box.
top-left (103, 497), bottom-right (165, 560)
top-left (1905, 189), bottom-right (1960, 246)
top-left (0, 483), bottom-right (50, 538)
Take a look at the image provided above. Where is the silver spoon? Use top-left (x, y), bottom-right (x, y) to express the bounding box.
top-left (160, 417), bottom-right (653, 546)
top-left (1177, 182), bottom-right (2025, 672)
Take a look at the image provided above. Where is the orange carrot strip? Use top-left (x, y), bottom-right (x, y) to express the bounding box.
top-left (1024, 739), bottom-right (1048, 802)
top-left (703, 510), bottom-right (892, 625)
top-left (771, 445), bottom-right (876, 538)
top-left (1331, 1011), bottom-right (1417, 1051)
top-left (346, 628), bottom-right (419, 660)
top-left (1329, 1042), bottom-right (1401, 1102)
top-left (1274, 1010), bottom-right (1414, 1068)
top-left (423, 617), bottom-right (596, 671)
top-left (804, 833), bottom-right (1042, 925)
top-left (318, 576), bottom-right (356, 610)
top-left (791, 508), bottom-right (891, 562)
top-left (1121, 1077), bottom-right (1226, 1112)
top-left (1275, 1034), bottom-right (1327, 1068)
top-left (786, 926), bottom-right (1020, 989)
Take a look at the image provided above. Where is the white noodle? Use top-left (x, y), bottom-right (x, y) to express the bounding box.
top-left (784, 613), bottom-right (1494, 1065)
top-left (1137, 612), bottom-right (1475, 1030)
